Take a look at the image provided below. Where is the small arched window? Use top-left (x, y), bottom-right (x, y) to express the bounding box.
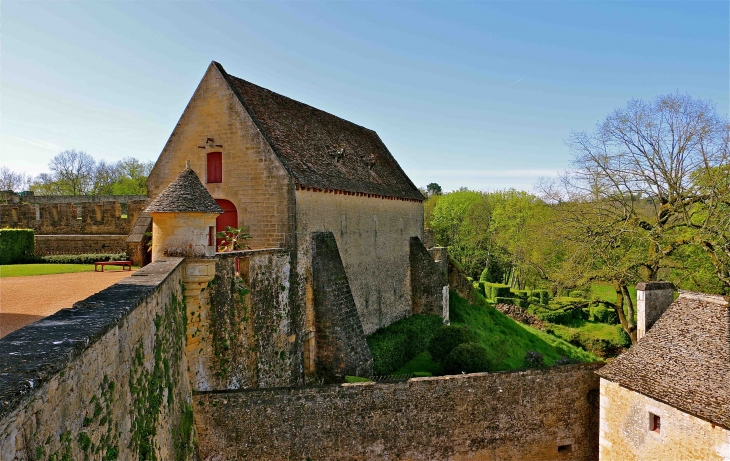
top-left (207, 152), bottom-right (222, 183)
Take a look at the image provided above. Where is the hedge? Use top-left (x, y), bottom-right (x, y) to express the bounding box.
top-left (0, 229), bottom-right (35, 265)
top-left (367, 314), bottom-right (444, 375)
top-left (427, 325), bottom-right (476, 363)
top-left (443, 342), bottom-right (493, 374)
top-left (23, 253), bottom-right (128, 264)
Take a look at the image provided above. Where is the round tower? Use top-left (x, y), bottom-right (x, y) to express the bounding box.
top-left (145, 164), bottom-right (223, 261)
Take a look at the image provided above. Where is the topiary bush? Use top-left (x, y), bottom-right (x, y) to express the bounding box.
top-left (494, 297), bottom-right (517, 306)
top-left (0, 229), bottom-right (35, 264)
top-left (367, 314), bottom-right (444, 375)
top-left (589, 304), bottom-right (618, 324)
top-left (443, 342), bottom-right (492, 374)
top-left (427, 325), bottom-right (475, 364)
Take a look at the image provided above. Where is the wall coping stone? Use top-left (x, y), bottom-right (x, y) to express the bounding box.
top-left (192, 362), bottom-right (605, 395)
top-left (0, 257), bottom-right (184, 420)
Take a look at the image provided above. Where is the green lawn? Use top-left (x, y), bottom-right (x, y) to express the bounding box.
top-left (547, 320), bottom-right (630, 358)
top-left (393, 292), bottom-right (598, 375)
top-left (0, 264), bottom-right (133, 277)
top-left (393, 351), bottom-right (443, 376)
top-left (591, 282), bottom-right (637, 306)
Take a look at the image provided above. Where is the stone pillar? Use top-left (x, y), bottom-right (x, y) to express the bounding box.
top-left (182, 258), bottom-right (217, 388)
top-left (636, 281), bottom-right (674, 340)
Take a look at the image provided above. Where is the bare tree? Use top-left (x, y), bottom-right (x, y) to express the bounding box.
top-left (542, 93), bottom-right (730, 340)
top-left (0, 166), bottom-right (31, 191)
top-left (48, 149), bottom-right (96, 195)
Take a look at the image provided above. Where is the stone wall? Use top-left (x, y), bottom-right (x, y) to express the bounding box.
top-left (296, 189), bottom-right (424, 334)
top-left (34, 234), bottom-right (129, 255)
top-left (409, 237), bottom-right (449, 319)
top-left (146, 63), bottom-right (295, 251)
top-left (311, 232), bottom-right (373, 382)
top-left (188, 250), bottom-right (301, 392)
top-left (193, 362), bottom-right (603, 461)
top-left (0, 258), bottom-right (195, 461)
top-left (0, 194), bottom-right (146, 235)
top-left (599, 379), bottom-right (730, 461)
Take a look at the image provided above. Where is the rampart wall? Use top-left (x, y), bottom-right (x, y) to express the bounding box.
top-left (194, 362), bottom-right (603, 461)
top-left (0, 258), bottom-right (195, 461)
top-left (0, 192), bottom-right (147, 256)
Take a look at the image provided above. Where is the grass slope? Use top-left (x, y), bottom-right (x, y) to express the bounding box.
top-left (0, 264), bottom-right (132, 277)
top-left (396, 291), bottom-right (597, 374)
top-left (591, 282), bottom-right (637, 306)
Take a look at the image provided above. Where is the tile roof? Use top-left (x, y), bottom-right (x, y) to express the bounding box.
top-left (597, 291), bottom-right (730, 429)
top-left (214, 62), bottom-right (424, 201)
top-left (146, 168), bottom-right (223, 214)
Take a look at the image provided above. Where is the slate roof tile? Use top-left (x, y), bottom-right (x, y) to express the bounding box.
top-left (215, 62), bottom-right (424, 201)
top-left (146, 168), bottom-right (223, 214)
top-left (597, 291), bottom-right (730, 429)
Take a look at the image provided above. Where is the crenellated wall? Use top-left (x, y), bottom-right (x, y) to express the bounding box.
top-left (0, 258), bottom-right (195, 461)
top-left (193, 362), bottom-right (603, 461)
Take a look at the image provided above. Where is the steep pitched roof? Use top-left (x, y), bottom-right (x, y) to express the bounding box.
top-left (214, 62), bottom-right (424, 201)
top-left (597, 291), bottom-right (730, 429)
top-left (146, 168), bottom-right (223, 213)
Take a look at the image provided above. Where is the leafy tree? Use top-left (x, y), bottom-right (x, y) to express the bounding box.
top-left (426, 182), bottom-right (443, 197)
top-left (47, 149), bottom-right (96, 195)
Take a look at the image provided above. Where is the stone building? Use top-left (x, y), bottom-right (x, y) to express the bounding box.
top-left (597, 282), bottom-right (730, 460)
top-left (146, 61), bottom-right (444, 337)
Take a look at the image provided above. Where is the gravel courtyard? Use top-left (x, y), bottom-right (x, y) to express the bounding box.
top-left (0, 270), bottom-right (134, 338)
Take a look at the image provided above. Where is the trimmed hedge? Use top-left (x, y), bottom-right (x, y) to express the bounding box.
top-left (367, 314), bottom-right (444, 375)
top-left (0, 229), bottom-right (35, 265)
top-left (427, 325), bottom-right (476, 363)
top-left (24, 253), bottom-right (128, 264)
top-left (443, 342), bottom-right (492, 374)
top-left (589, 305), bottom-right (618, 324)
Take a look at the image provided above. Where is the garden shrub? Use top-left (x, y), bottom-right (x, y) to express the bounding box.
top-left (367, 314), bottom-right (444, 375)
top-left (494, 297), bottom-right (517, 306)
top-left (513, 290), bottom-right (529, 300)
top-left (427, 325), bottom-right (476, 364)
top-left (0, 229), bottom-right (35, 264)
top-left (530, 290), bottom-right (549, 305)
top-left (569, 290), bottom-right (587, 299)
top-left (26, 253), bottom-right (128, 264)
top-left (523, 350), bottom-right (545, 368)
top-left (479, 267), bottom-right (491, 282)
top-left (412, 371), bottom-right (432, 377)
top-left (589, 304), bottom-right (618, 324)
top-left (443, 342), bottom-right (492, 374)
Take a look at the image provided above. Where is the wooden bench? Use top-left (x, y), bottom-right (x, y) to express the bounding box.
top-left (94, 261), bottom-right (132, 272)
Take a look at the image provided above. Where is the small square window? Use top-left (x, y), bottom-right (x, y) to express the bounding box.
top-left (558, 444), bottom-right (572, 453)
top-left (650, 413), bottom-right (661, 433)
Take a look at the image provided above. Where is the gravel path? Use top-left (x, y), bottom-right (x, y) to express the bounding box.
top-left (0, 270), bottom-right (134, 338)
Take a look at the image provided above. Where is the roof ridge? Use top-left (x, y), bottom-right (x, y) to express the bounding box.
top-left (677, 290), bottom-right (730, 305)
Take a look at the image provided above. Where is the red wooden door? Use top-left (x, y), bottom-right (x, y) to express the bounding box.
top-left (215, 199), bottom-right (238, 250)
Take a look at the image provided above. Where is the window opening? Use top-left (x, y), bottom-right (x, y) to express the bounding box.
top-left (120, 202), bottom-right (128, 219)
top-left (95, 204), bottom-right (103, 221)
top-left (207, 152), bottom-right (223, 183)
top-left (208, 226), bottom-right (215, 247)
top-left (650, 413), bottom-right (661, 433)
top-left (558, 444), bottom-right (572, 453)
top-left (76, 204), bottom-right (82, 220)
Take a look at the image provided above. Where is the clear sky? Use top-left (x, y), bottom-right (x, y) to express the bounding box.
top-left (1, 1), bottom-right (728, 192)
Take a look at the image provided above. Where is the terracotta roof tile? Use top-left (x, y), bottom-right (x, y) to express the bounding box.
top-left (215, 62), bottom-right (424, 201)
top-left (146, 168), bottom-right (223, 214)
top-left (597, 291), bottom-right (730, 429)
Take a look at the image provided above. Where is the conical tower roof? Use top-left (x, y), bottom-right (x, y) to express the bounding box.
top-left (146, 167), bottom-right (223, 214)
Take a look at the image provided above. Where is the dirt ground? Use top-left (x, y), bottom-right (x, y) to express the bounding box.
top-left (0, 270), bottom-right (134, 338)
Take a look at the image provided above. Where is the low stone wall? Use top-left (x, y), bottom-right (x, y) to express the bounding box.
top-left (194, 362), bottom-right (603, 461)
top-left (0, 258), bottom-right (195, 461)
top-left (34, 234), bottom-right (129, 255)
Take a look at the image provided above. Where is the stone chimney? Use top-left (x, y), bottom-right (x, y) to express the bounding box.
top-left (636, 281), bottom-right (675, 340)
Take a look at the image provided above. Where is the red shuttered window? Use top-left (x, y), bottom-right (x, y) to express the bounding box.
top-left (207, 152), bottom-right (222, 183)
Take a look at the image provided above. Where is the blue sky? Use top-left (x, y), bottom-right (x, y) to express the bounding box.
top-left (1, 1), bottom-right (728, 192)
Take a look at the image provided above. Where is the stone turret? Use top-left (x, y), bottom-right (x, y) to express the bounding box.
top-left (145, 165), bottom-right (223, 261)
top-left (146, 165), bottom-right (224, 387)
